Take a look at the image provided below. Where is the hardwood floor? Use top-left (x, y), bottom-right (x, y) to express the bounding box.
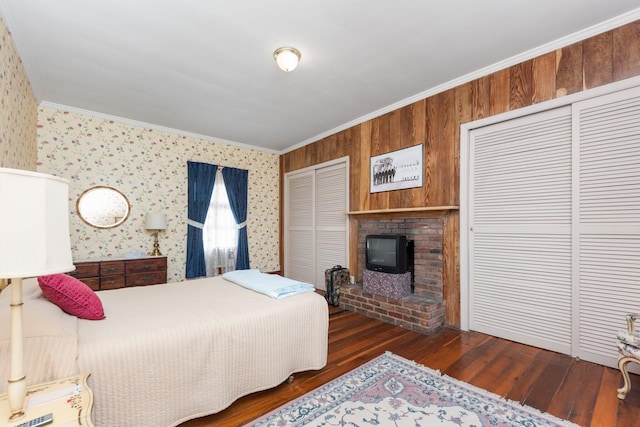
top-left (180, 306), bottom-right (640, 427)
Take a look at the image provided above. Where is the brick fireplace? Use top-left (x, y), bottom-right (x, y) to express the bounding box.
top-left (340, 217), bottom-right (445, 334)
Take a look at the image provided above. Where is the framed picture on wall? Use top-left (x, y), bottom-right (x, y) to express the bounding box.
top-left (370, 144), bottom-right (423, 193)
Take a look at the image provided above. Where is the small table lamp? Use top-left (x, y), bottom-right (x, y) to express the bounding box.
top-left (0, 168), bottom-right (74, 422)
top-left (145, 213), bottom-right (167, 256)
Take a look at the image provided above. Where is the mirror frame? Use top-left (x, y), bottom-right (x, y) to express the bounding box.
top-left (76, 186), bottom-right (131, 229)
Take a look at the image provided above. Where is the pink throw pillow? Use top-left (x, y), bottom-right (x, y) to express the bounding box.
top-left (38, 274), bottom-right (105, 320)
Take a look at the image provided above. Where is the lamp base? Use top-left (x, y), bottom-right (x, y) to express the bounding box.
top-left (8, 406), bottom-right (24, 422)
top-left (149, 232), bottom-right (163, 257)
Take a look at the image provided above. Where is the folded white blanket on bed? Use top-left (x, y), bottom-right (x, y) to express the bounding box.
top-left (222, 269), bottom-right (315, 299)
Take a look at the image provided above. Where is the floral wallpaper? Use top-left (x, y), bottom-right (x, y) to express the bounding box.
top-left (37, 107), bottom-right (280, 282)
top-left (0, 13), bottom-right (37, 170)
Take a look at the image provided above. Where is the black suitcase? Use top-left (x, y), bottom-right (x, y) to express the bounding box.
top-left (324, 265), bottom-right (349, 306)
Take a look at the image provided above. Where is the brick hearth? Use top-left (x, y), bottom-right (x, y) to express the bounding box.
top-left (340, 283), bottom-right (444, 334)
top-left (340, 217), bottom-right (445, 334)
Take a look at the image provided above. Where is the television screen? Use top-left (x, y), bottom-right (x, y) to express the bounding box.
top-left (367, 238), bottom-right (397, 267)
top-left (365, 234), bottom-right (408, 274)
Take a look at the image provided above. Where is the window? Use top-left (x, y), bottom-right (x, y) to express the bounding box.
top-left (186, 161), bottom-right (249, 279)
top-left (203, 169), bottom-right (237, 276)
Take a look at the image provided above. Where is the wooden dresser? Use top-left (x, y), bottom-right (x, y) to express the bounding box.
top-left (70, 256), bottom-right (167, 291)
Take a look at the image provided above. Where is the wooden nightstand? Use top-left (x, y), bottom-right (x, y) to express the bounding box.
top-left (0, 374), bottom-right (94, 426)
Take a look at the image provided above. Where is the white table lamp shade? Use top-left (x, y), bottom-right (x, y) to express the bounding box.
top-left (0, 168), bottom-right (74, 278)
top-left (145, 213), bottom-right (167, 230)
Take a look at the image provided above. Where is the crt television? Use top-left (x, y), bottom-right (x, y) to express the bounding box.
top-left (365, 234), bottom-right (408, 274)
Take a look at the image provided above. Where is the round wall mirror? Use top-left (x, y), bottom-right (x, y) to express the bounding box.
top-left (77, 186), bottom-right (131, 229)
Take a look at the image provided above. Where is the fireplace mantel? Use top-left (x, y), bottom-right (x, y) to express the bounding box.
top-left (345, 206), bottom-right (458, 217)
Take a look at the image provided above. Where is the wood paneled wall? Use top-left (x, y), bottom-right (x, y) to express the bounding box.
top-left (280, 20), bottom-right (640, 327)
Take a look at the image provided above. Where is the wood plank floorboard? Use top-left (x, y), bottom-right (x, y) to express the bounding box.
top-left (548, 359), bottom-right (601, 425)
top-left (523, 352), bottom-right (574, 412)
top-left (179, 307), bottom-right (640, 427)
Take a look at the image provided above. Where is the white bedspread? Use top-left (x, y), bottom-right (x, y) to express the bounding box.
top-left (0, 276), bottom-right (329, 427)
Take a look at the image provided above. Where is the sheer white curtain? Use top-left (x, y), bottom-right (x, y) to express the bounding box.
top-left (203, 169), bottom-right (238, 276)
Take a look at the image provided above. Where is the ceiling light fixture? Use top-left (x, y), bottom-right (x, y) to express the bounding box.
top-left (274, 47), bottom-right (301, 72)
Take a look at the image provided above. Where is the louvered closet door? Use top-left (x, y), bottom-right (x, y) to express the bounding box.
top-left (285, 171), bottom-right (315, 285)
top-left (315, 163), bottom-right (348, 291)
top-left (284, 158), bottom-right (349, 290)
top-left (469, 106), bottom-right (573, 354)
top-left (574, 87), bottom-right (640, 367)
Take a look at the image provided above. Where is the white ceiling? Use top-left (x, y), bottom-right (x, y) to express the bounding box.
top-left (2, 1), bottom-right (640, 154)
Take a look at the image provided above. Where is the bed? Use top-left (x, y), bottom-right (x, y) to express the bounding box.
top-left (0, 274), bottom-right (329, 427)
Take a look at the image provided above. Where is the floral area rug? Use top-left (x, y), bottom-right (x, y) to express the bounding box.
top-left (247, 352), bottom-right (578, 427)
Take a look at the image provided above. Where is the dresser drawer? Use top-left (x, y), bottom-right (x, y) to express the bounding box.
top-left (100, 260), bottom-right (125, 276)
top-left (100, 275), bottom-right (126, 290)
top-left (70, 262), bottom-right (100, 279)
top-left (126, 257), bottom-right (167, 275)
top-left (82, 277), bottom-right (101, 291)
top-left (126, 271), bottom-right (167, 287)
